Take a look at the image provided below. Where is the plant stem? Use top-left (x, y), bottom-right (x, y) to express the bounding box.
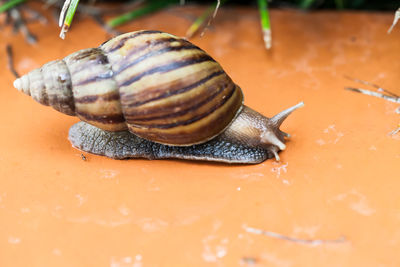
top-left (299, 0), bottom-right (315, 9)
top-left (257, 0), bottom-right (271, 49)
top-left (64, 0), bottom-right (80, 27)
top-left (0, 0), bottom-right (25, 13)
top-left (186, 0), bottom-right (227, 39)
top-left (59, 0), bottom-right (80, 39)
top-left (388, 8), bottom-right (400, 34)
top-left (335, 0), bottom-right (344, 9)
top-left (6, 44), bottom-right (20, 78)
top-left (107, 0), bottom-right (177, 28)
top-left (186, 3), bottom-right (215, 38)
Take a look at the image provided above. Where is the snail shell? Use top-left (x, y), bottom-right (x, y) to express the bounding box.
top-left (14, 30), bottom-right (243, 146)
top-left (14, 30), bottom-right (303, 163)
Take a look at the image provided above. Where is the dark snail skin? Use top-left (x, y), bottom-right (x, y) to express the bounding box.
top-left (13, 30), bottom-right (304, 163)
top-left (68, 104), bottom-right (304, 163)
top-left (68, 121), bottom-right (270, 164)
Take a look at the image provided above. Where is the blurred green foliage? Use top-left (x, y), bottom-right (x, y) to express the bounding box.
top-left (90, 0), bottom-right (398, 10)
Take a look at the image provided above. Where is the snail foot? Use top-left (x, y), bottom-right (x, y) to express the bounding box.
top-left (68, 122), bottom-right (273, 164)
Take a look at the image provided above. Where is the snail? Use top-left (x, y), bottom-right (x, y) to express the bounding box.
top-left (13, 30), bottom-right (304, 164)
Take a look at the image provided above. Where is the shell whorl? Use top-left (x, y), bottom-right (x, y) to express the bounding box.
top-left (64, 47), bottom-right (127, 131)
top-left (14, 30), bottom-right (244, 146)
top-left (101, 30), bottom-right (243, 145)
top-left (14, 59), bottom-right (75, 115)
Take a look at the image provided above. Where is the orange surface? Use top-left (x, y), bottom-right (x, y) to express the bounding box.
top-left (1, 4), bottom-right (400, 267)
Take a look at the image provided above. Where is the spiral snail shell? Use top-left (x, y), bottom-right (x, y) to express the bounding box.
top-left (13, 30), bottom-right (303, 163)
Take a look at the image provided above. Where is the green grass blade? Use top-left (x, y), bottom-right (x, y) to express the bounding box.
top-left (186, 4), bottom-right (215, 38)
top-left (186, 0), bottom-right (227, 38)
top-left (299, 0), bottom-right (315, 9)
top-left (107, 0), bottom-right (177, 28)
top-left (0, 0), bottom-right (26, 13)
top-left (257, 0), bottom-right (271, 49)
top-left (59, 0), bottom-right (80, 39)
top-left (64, 0), bottom-right (80, 27)
top-left (334, 0), bottom-right (344, 9)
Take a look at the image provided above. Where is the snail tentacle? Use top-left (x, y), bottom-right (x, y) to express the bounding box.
top-left (268, 102), bottom-right (305, 129)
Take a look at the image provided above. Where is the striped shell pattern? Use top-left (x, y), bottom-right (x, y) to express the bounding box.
top-left (15, 30), bottom-right (244, 146)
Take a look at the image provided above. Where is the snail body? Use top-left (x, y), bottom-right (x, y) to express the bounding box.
top-left (14, 30), bottom-right (303, 163)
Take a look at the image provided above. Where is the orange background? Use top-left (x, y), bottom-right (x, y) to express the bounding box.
top-left (1, 4), bottom-right (399, 266)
